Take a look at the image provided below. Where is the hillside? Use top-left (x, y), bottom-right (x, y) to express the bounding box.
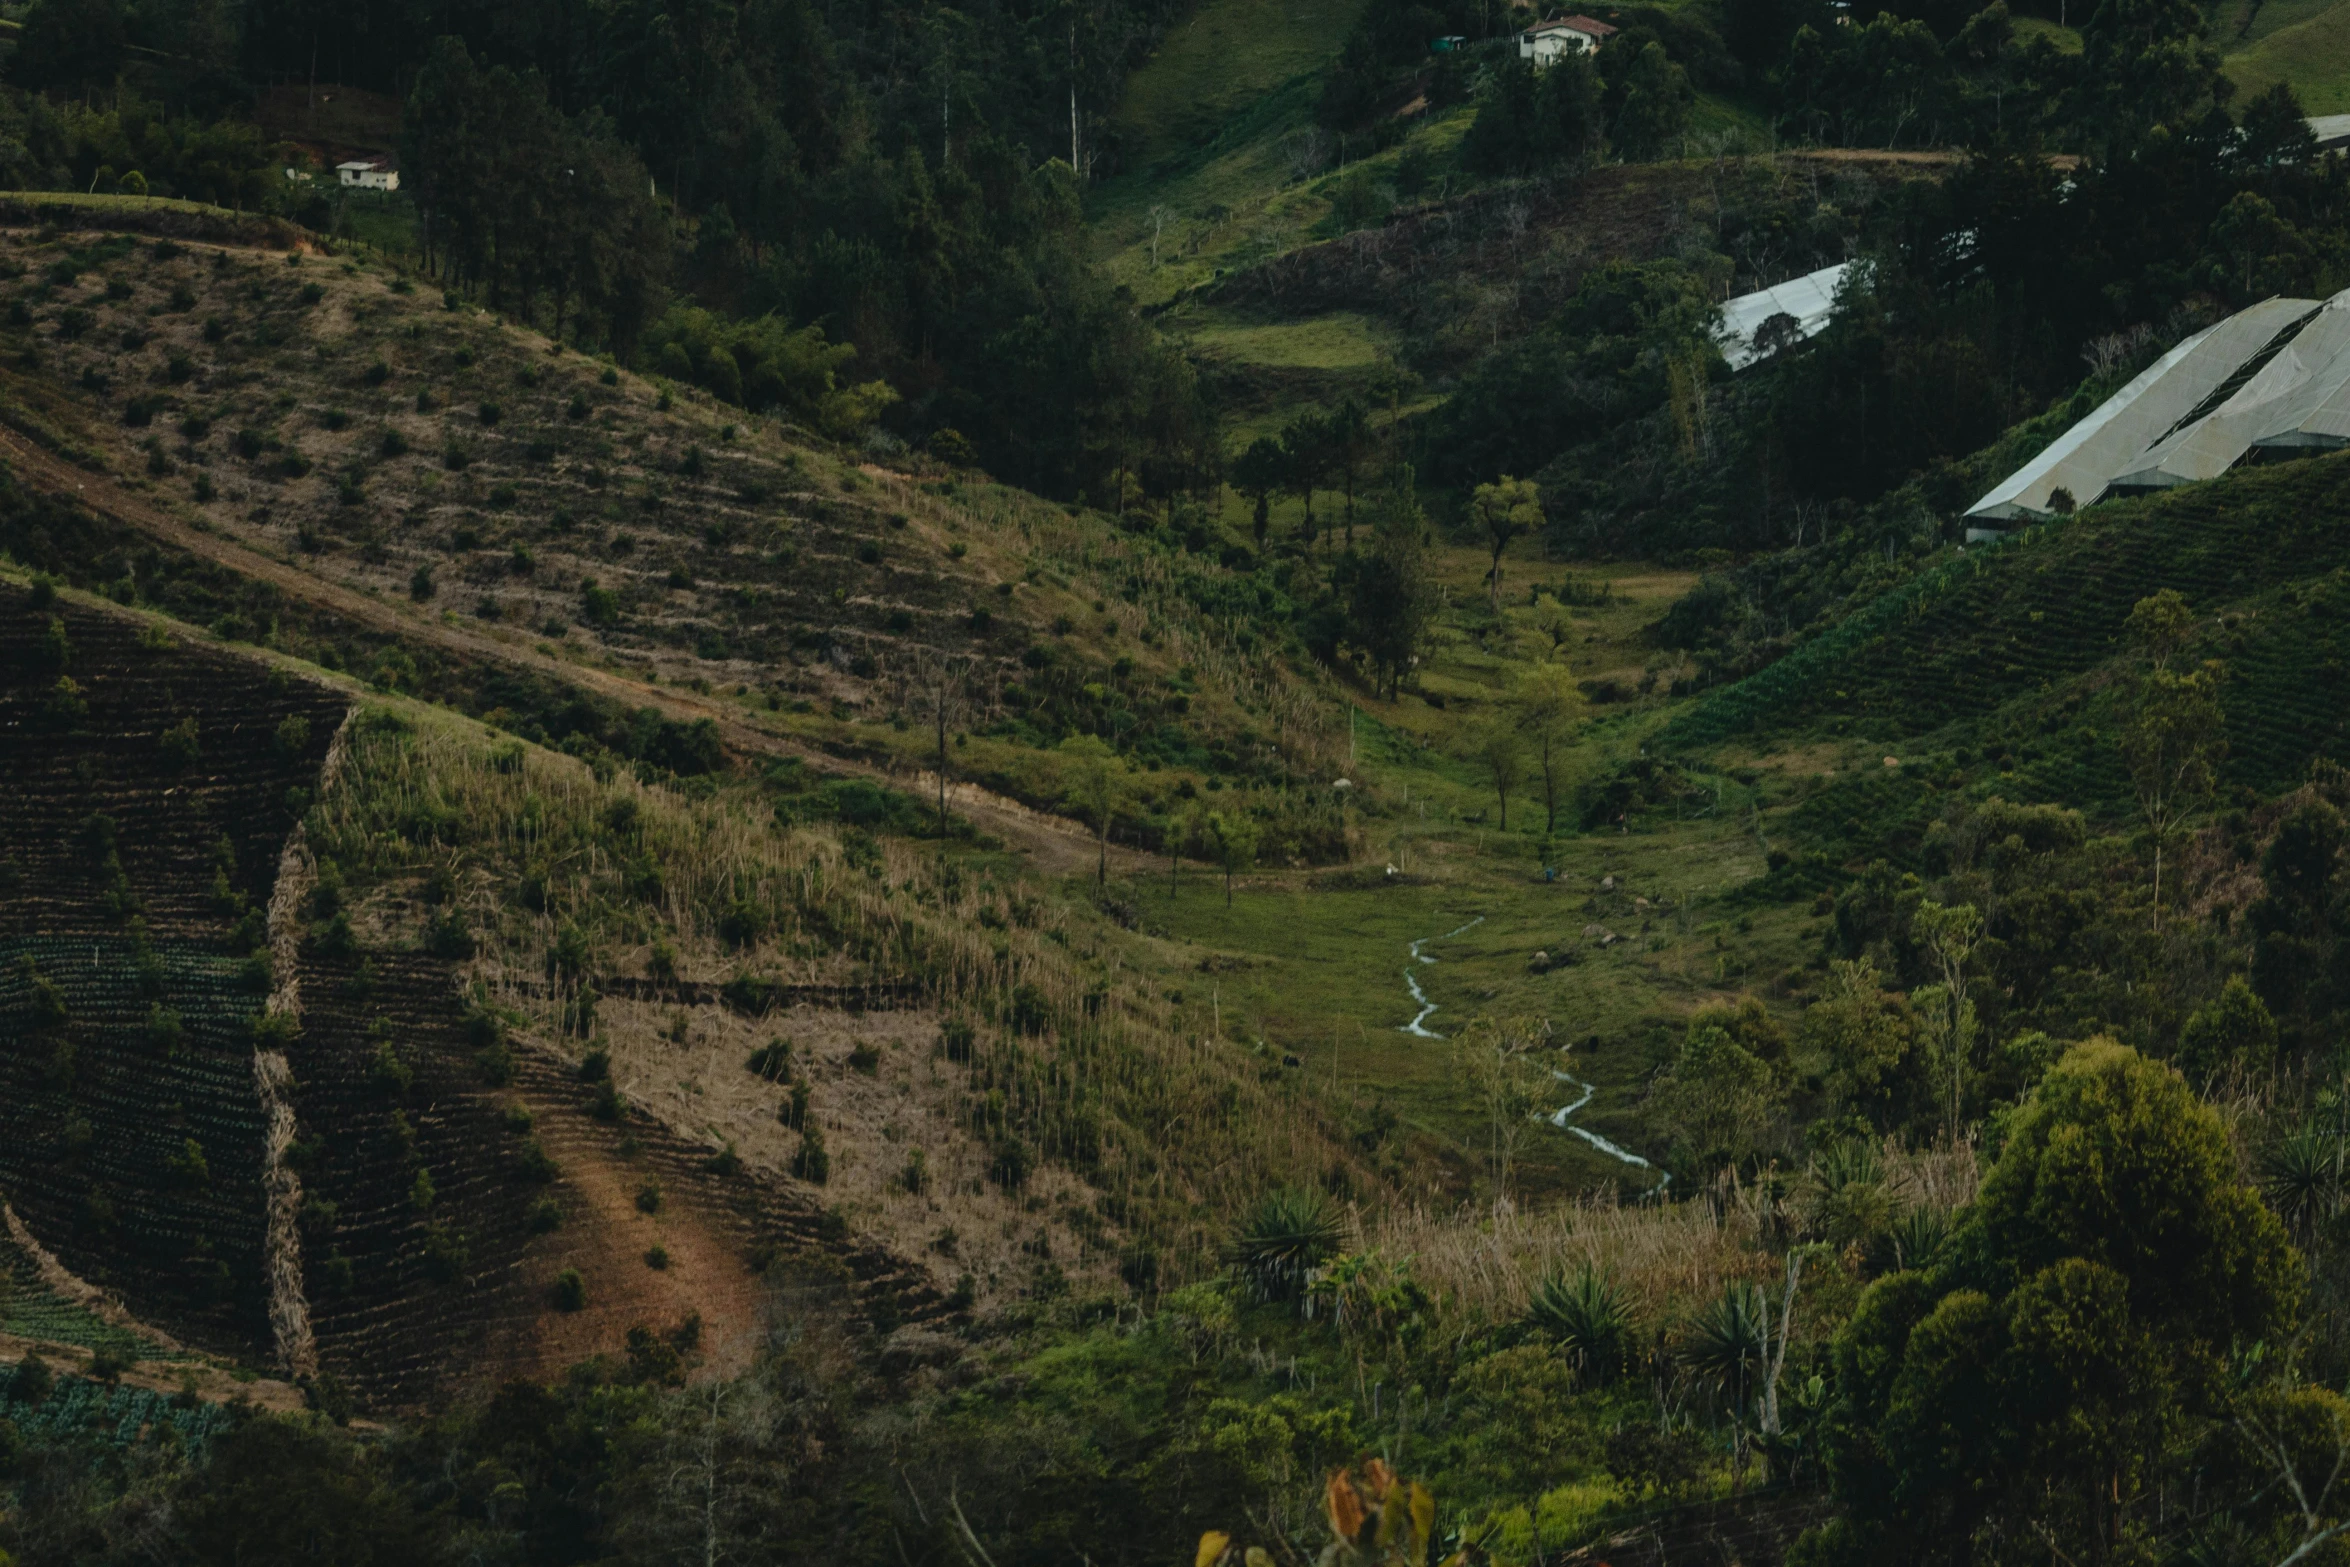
top-left (1666, 451), bottom-right (2350, 816)
top-left (1, 571), bottom-right (1389, 1411)
top-left (0, 220), bottom-right (1353, 861)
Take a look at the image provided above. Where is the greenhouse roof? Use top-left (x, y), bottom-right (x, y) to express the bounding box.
top-left (1964, 293), bottom-right (2350, 523)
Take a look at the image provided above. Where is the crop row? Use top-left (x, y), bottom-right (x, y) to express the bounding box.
top-left (292, 950), bottom-right (539, 1407)
top-left (0, 1369), bottom-right (236, 1457)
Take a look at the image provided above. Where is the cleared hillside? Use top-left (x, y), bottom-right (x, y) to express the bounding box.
top-left (0, 221), bottom-right (1350, 862)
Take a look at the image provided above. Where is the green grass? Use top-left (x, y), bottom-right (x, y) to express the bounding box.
top-left (2011, 16), bottom-right (2084, 52)
top-left (1111, 0), bottom-right (1371, 169)
top-left (1184, 308), bottom-right (1399, 371)
top-left (0, 191), bottom-right (252, 220)
top-left (2226, 0), bottom-right (2350, 111)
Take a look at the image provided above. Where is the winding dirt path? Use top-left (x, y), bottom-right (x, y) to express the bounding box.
top-left (0, 424), bottom-right (1133, 874)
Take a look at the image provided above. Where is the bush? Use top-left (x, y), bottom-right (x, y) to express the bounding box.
top-left (1226, 1188), bottom-right (1345, 1303)
top-left (552, 1268), bottom-right (587, 1310)
top-left (988, 1134), bottom-right (1035, 1190)
top-left (634, 1179), bottom-right (663, 1214)
top-left (941, 1017), bottom-right (976, 1062)
top-left (1527, 1267), bottom-right (1633, 1384)
top-left (422, 1223), bottom-right (470, 1284)
top-left (6, 1355), bottom-right (53, 1405)
top-left (514, 1137), bottom-right (558, 1183)
top-left (792, 1122), bottom-right (829, 1184)
top-left (158, 715), bottom-right (201, 767)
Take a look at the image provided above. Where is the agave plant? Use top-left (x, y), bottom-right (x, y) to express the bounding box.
top-left (1802, 1140), bottom-right (1895, 1248)
top-left (1527, 1265), bottom-right (1633, 1384)
top-left (1888, 1204), bottom-right (1951, 1271)
top-left (1226, 1187), bottom-right (1347, 1305)
top-left (2257, 1122), bottom-right (2342, 1235)
top-left (1681, 1281), bottom-right (1772, 1419)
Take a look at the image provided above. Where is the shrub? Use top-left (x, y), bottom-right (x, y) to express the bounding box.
top-left (423, 909), bottom-right (474, 959)
top-left (410, 1168), bottom-right (437, 1211)
top-left (1527, 1267), bottom-right (1632, 1384)
top-left (529, 1199), bottom-right (563, 1234)
top-left (746, 1039), bottom-right (793, 1081)
top-left (988, 1134), bottom-right (1035, 1190)
top-left (634, 1179), bottom-right (663, 1214)
top-left (792, 1122), bottom-right (829, 1183)
top-left (515, 1138), bottom-right (558, 1183)
top-left (168, 1138), bottom-right (211, 1188)
top-left (422, 1223), bottom-right (470, 1284)
top-left (369, 1039), bottom-right (413, 1096)
top-left (1226, 1188), bottom-right (1345, 1303)
top-left (941, 1017), bottom-right (976, 1062)
top-left (7, 1354), bottom-right (53, 1405)
top-left (849, 1043), bottom-right (881, 1076)
top-left (644, 1245), bottom-right (670, 1270)
top-left (158, 716), bottom-right (201, 766)
top-left (552, 1268), bottom-right (587, 1310)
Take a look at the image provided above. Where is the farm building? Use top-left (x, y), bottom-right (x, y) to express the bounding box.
top-left (1715, 261), bottom-right (1852, 370)
top-left (1967, 290), bottom-right (2350, 524)
top-left (1519, 15), bottom-right (1616, 64)
top-left (335, 158), bottom-right (399, 191)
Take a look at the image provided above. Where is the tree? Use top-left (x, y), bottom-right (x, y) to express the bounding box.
top-left (2121, 592), bottom-right (2226, 932)
top-left (1167, 801), bottom-right (1201, 899)
top-left (9, 0), bottom-right (125, 98)
top-left (2248, 798), bottom-right (2346, 1043)
top-left (1805, 1040), bottom-right (2301, 1567)
top-left (1232, 436), bottom-right (1287, 553)
top-left (2176, 975), bottom-right (2278, 1083)
top-left (1057, 734), bottom-right (1126, 887)
top-left (1605, 41), bottom-right (1692, 160)
top-left (1330, 397), bottom-right (1374, 547)
top-left (1283, 412), bottom-right (1333, 549)
top-left (1349, 478), bottom-right (1434, 699)
top-left (917, 651), bottom-right (976, 840)
top-left (1456, 1016), bottom-right (1551, 1206)
top-left (1207, 810), bottom-right (1261, 907)
top-left (1654, 1024), bottom-right (1780, 1171)
top-left (1912, 900), bottom-right (1982, 1144)
top-left (1512, 664), bottom-right (1585, 833)
top-left (1471, 476), bottom-right (1542, 613)
top-left (1473, 720), bottom-right (1527, 832)
top-left (1802, 960), bottom-right (1920, 1130)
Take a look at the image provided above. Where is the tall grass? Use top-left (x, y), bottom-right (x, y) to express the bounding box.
top-left (1367, 1140), bottom-right (1979, 1337)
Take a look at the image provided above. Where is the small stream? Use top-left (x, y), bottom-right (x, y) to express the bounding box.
top-left (1399, 917), bottom-right (1484, 1037)
top-left (1398, 917), bottom-right (1668, 1191)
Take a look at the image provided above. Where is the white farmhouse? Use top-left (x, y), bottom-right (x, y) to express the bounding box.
top-left (1519, 15), bottom-right (1616, 65)
top-left (335, 159), bottom-right (399, 192)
